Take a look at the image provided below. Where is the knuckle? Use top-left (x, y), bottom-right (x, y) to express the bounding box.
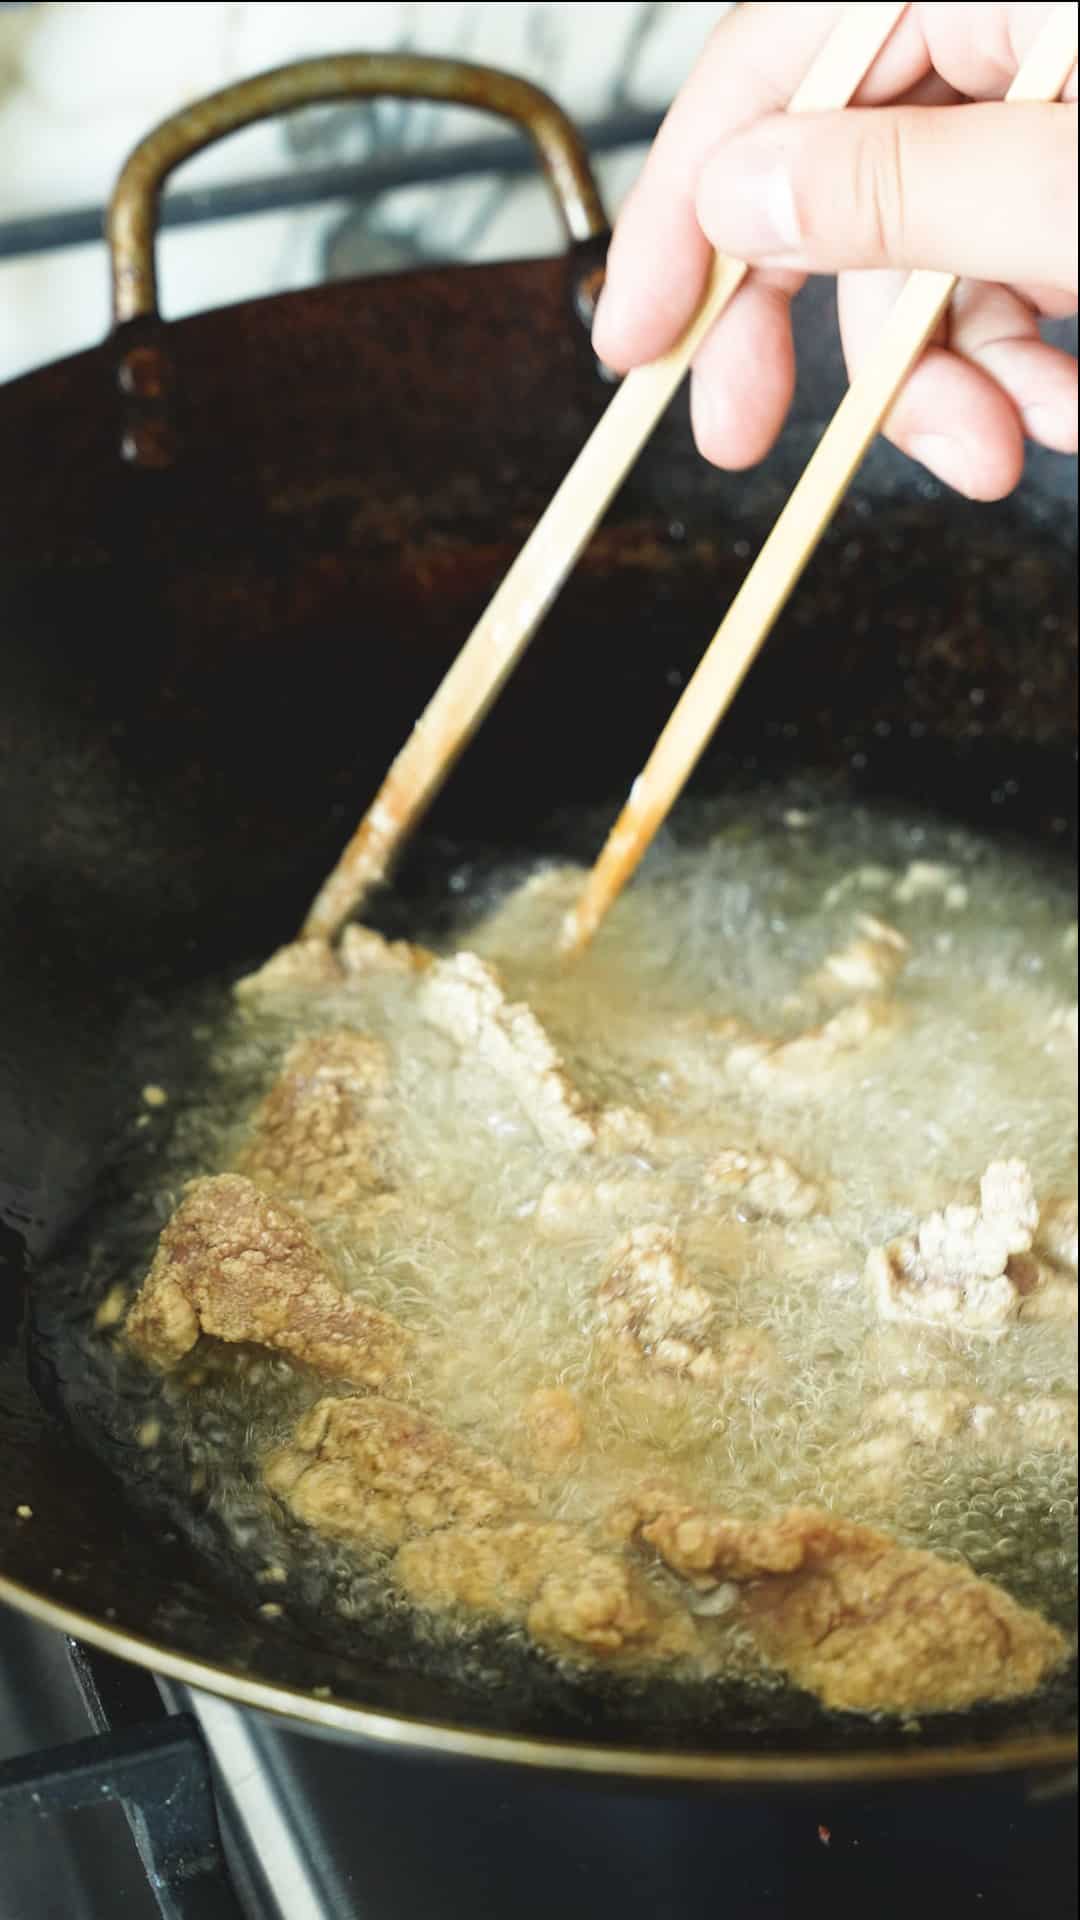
top-left (851, 119), bottom-right (908, 264)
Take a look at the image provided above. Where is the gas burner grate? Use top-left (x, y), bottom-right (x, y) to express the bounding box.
top-left (0, 1712), bottom-right (241, 1920)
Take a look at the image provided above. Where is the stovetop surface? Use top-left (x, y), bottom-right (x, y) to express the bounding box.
top-left (1, 1602), bottom-right (1075, 1920)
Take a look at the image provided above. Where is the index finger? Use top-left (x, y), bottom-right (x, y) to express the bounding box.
top-left (594, 1), bottom-right (930, 369)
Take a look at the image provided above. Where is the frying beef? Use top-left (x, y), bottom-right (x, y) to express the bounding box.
top-left (704, 1148), bottom-right (822, 1221)
top-left (234, 1028), bottom-right (395, 1224)
top-left (626, 1494), bottom-right (1067, 1714)
top-left (521, 1386), bottom-right (586, 1472)
top-left (235, 927), bottom-right (431, 1000)
top-left (126, 1174), bottom-right (408, 1387)
top-left (868, 1159), bottom-right (1076, 1335)
top-left (726, 1000), bottom-right (902, 1099)
top-left (597, 1226), bottom-right (775, 1385)
top-left (396, 1521), bottom-right (699, 1662)
top-left (264, 1394), bottom-right (535, 1553)
top-left (420, 951), bottom-right (598, 1153)
top-left (811, 915), bottom-right (909, 997)
top-left (267, 1394), bottom-right (700, 1664)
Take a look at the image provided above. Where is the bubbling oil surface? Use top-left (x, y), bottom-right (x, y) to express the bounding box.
top-left (61, 788), bottom-right (1079, 1700)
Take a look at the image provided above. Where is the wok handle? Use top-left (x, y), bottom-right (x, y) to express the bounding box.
top-left (106, 55), bottom-right (608, 328)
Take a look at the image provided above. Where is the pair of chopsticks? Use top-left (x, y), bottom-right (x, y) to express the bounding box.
top-left (303, 2), bottom-right (1078, 953)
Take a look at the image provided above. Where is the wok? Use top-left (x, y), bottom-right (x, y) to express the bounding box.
top-left (0, 56), bottom-right (1075, 1787)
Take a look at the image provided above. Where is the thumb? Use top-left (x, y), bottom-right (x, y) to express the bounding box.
top-left (696, 102), bottom-right (1078, 296)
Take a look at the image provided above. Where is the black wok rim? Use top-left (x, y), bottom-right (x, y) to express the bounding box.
top-left (1, 1572), bottom-right (1075, 1785)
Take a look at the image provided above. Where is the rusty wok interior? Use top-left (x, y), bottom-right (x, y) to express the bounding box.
top-left (0, 57), bottom-right (1076, 1784)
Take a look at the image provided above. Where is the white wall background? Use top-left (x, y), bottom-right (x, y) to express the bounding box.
top-left (0, 2), bottom-right (729, 383)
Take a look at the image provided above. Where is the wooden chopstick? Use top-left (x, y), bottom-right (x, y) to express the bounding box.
top-left (561, 2), bottom-right (1079, 957)
top-left (301, 2), bottom-right (912, 941)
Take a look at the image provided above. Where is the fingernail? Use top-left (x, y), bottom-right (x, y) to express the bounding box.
top-left (908, 434), bottom-right (976, 495)
top-left (590, 280), bottom-right (610, 335)
top-left (698, 149), bottom-right (802, 260)
top-left (690, 368), bottom-right (734, 462)
top-left (591, 279), bottom-right (623, 351)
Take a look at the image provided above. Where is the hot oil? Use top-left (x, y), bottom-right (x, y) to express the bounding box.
top-left (51, 786), bottom-right (1078, 1701)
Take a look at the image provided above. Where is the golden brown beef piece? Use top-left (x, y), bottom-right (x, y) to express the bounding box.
top-left (726, 1000), bottom-right (902, 1100)
top-left (598, 1227), bottom-right (718, 1378)
top-left (637, 1497), bottom-right (826, 1585)
top-left (267, 1396), bottom-right (698, 1663)
top-left (339, 925), bottom-right (433, 977)
top-left (535, 1139), bottom-right (819, 1242)
top-left (534, 1177), bottom-right (688, 1242)
top-left (235, 928), bottom-right (431, 999)
top-left (704, 1149), bottom-right (822, 1222)
top-left (125, 1175), bottom-right (408, 1388)
top-left (264, 1395), bottom-right (536, 1554)
top-left (395, 1521), bottom-right (699, 1662)
top-left (602, 1478), bottom-right (692, 1549)
top-left (593, 1104), bottom-right (662, 1155)
top-left (234, 939), bottom-right (347, 999)
top-left (597, 1226), bottom-right (775, 1385)
top-left (811, 915), bottom-right (909, 998)
top-left (635, 1500), bottom-right (1067, 1714)
top-left (521, 1386), bottom-right (586, 1472)
top-left (867, 1159), bottom-right (1074, 1335)
top-left (419, 952), bottom-right (597, 1153)
top-left (1011, 1256), bottom-right (1079, 1324)
top-left (235, 1029), bottom-right (395, 1223)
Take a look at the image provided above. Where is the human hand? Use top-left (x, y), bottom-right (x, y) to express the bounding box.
top-left (593, 3), bottom-right (1078, 500)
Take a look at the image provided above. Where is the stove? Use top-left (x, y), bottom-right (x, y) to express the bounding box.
top-left (0, 1603), bottom-right (1075, 1920)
